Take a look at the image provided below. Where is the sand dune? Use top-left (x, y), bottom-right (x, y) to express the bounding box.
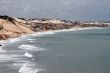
top-left (0, 16), bottom-right (33, 40)
top-left (0, 15), bottom-right (109, 40)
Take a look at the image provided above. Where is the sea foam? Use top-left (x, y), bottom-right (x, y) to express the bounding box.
top-left (32, 31), bottom-right (55, 36)
top-left (27, 39), bottom-right (36, 41)
top-left (24, 52), bottom-right (33, 58)
top-left (27, 39), bottom-right (36, 43)
top-left (19, 63), bottom-right (44, 73)
top-left (0, 48), bottom-right (6, 53)
top-left (9, 38), bottom-right (21, 43)
top-left (19, 44), bottom-right (44, 51)
top-left (0, 27), bottom-right (102, 73)
top-left (0, 54), bottom-right (23, 62)
top-left (31, 27), bottom-right (101, 37)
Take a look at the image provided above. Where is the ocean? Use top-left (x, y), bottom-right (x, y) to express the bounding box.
top-left (0, 27), bottom-right (110, 73)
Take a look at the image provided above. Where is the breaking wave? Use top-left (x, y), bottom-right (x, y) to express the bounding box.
top-left (19, 44), bottom-right (44, 51)
top-left (24, 52), bottom-right (33, 58)
top-left (31, 27), bottom-right (101, 37)
top-left (0, 54), bottom-right (24, 62)
top-left (19, 63), bottom-right (44, 73)
top-left (0, 27), bottom-right (103, 73)
top-left (0, 48), bottom-right (6, 53)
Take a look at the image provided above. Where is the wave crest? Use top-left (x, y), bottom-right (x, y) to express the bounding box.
top-left (19, 63), bottom-right (44, 73)
top-left (19, 44), bottom-right (44, 51)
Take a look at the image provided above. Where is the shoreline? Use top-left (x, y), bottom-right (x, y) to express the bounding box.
top-left (0, 26), bottom-right (109, 73)
top-left (0, 27), bottom-right (107, 47)
top-left (0, 15), bottom-right (109, 41)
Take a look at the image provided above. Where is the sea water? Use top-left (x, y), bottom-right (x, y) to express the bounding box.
top-left (0, 28), bottom-right (110, 73)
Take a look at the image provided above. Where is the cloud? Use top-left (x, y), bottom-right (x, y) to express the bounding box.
top-left (23, 5), bottom-right (30, 13)
top-left (0, 0), bottom-right (12, 11)
top-left (0, 0), bottom-right (110, 21)
top-left (0, 0), bottom-right (11, 4)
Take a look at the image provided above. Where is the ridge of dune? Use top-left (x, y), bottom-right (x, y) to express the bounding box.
top-left (0, 16), bottom-right (34, 40)
top-left (0, 15), bottom-right (109, 40)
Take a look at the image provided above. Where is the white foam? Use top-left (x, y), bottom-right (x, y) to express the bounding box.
top-left (29, 41), bottom-right (35, 43)
top-left (27, 39), bottom-right (36, 43)
top-left (0, 40), bottom-right (7, 44)
top-left (0, 40), bottom-right (9, 47)
top-left (19, 44), bottom-right (44, 51)
top-left (24, 52), bottom-right (33, 58)
top-left (9, 38), bottom-right (21, 43)
top-left (43, 31), bottom-right (55, 34)
top-left (19, 44), bottom-right (35, 50)
top-left (51, 27), bottom-right (101, 33)
top-left (31, 27), bottom-right (101, 37)
top-left (13, 60), bottom-right (30, 64)
top-left (0, 27), bottom-right (101, 44)
top-left (0, 48), bottom-right (6, 53)
top-left (19, 63), bottom-right (44, 73)
top-left (0, 54), bottom-right (25, 63)
top-left (6, 33), bottom-right (32, 43)
top-left (32, 31), bottom-right (55, 36)
top-left (27, 39), bottom-right (36, 41)
top-left (0, 55), bottom-right (12, 62)
top-left (0, 27), bottom-right (103, 73)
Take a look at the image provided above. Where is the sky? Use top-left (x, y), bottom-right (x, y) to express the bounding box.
top-left (0, 0), bottom-right (110, 21)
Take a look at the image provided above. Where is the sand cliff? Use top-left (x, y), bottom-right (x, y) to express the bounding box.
top-left (0, 16), bottom-right (33, 40)
top-left (0, 15), bottom-right (109, 40)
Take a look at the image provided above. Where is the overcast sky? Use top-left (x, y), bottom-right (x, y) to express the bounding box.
top-left (0, 0), bottom-right (110, 21)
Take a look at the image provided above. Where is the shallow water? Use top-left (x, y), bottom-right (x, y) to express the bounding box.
top-left (0, 28), bottom-right (110, 73)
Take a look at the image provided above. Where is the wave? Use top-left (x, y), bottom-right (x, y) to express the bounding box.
top-left (27, 39), bottom-right (36, 41)
top-left (19, 63), bottom-right (44, 73)
top-left (0, 54), bottom-right (24, 63)
top-left (0, 55), bottom-right (12, 62)
top-left (30, 27), bottom-right (101, 37)
top-left (0, 27), bottom-right (104, 73)
top-left (29, 41), bottom-right (35, 43)
top-left (0, 27), bottom-right (102, 45)
top-left (0, 48), bottom-right (6, 53)
top-left (32, 31), bottom-right (55, 37)
top-left (0, 42), bottom-right (44, 73)
top-left (27, 39), bottom-right (36, 43)
top-left (9, 38), bottom-right (21, 43)
top-left (49, 27), bottom-right (101, 33)
top-left (19, 44), bottom-right (44, 51)
top-left (24, 52), bottom-right (33, 58)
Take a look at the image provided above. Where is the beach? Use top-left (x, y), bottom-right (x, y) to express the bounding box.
top-left (0, 16), bottom-right (110, 73)
top-left (0, 0), bottom-right (110, 72)
top-left (0, 27), bottom-right (110, 73)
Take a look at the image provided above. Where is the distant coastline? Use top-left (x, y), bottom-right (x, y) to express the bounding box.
top-left (0, 15), bottom-right (109, 40)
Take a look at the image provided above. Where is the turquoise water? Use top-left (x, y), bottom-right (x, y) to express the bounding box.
top-left (35, 28), bottom-right (110, 73)
top-left (0, 28), bottom-right (110, 73)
